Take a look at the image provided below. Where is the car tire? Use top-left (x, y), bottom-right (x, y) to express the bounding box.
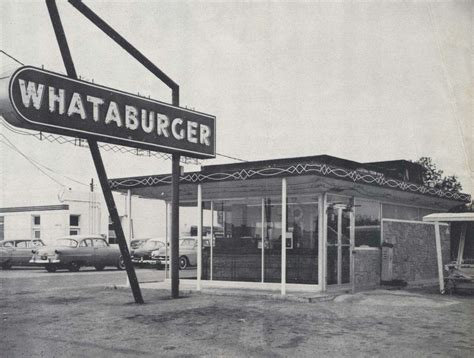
top-left (179, 256), bottom-right (189, 270)
top-left (45, 264), bottom-right (57, 273)
top-left (1, 262), bottom-right (12, 270)
top-left (68, 262), bottom-right (81, 272)
top-left (117, 256), bottom-right (126, 270)
top-left (94, 265), bottom-right (105, 271)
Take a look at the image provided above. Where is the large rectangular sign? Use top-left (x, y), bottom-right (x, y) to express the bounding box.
top-left (0, 66), bottom-right (216, 158)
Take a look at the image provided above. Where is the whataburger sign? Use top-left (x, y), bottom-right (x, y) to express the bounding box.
top-left (0, 66), bottom-right (216, 158)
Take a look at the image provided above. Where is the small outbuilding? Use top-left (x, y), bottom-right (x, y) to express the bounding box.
top-left (423, 212), bottom-right (474, 293)
top-left (110, 155), bottom-right (470, 294)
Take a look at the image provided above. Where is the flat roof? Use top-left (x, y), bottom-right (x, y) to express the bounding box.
top-left (110, 154), bottom-right (471, 204)
top-left (423, 212), bottom-right (474, 222)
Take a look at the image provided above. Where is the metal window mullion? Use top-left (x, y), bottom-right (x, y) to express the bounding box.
top-left (261, 198), bottom-right (265, 283)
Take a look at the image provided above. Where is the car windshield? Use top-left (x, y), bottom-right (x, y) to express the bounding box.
top-left (142, 240), bottom-right (164, 249)
top-left (180, 239), bottom-right (195, 248)
top-left (55, 239), bottom-right (78, 248)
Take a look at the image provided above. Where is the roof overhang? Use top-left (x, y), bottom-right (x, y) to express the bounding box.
top-left (423, 212), bottom-right (474, 222)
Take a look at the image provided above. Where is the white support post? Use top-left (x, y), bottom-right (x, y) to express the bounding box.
top-left (457, 223), bottom-right (467, 266)
top-left (210, 201), bottom-right (214, 281)
top-left (318, 195), bottom-right (324, 291)
top-left (165, 201), bottom-right (170, 280)
top-left (127, 189), bottom-right (132, 247)
top-left (434, 222), bottom-right (445, 293)
top-left (281, 178), bottom-right (287, 295)
top-left (349, 206), bottom-right (355, 294)
top-left (261, 198), bottom-right (265, 283)
top-left (125, 189), bottom-right (132, 287)
top-left (197, 184), bottom-right (202, 291)
top-left (337, 208), bottom-right (342, 285)
top-left (321, 193), bottom-right (328, 292)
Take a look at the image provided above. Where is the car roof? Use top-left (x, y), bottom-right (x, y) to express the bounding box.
top-left (56, 235), bottom-right (105, 240)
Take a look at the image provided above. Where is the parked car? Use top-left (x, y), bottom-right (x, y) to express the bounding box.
top-left (130, 238), bottom-right (150, 250)
top-left (131, 238), bottom-right (166, 266)
top-left (29, 235), bottom-right (125, 272)
top-left (151, 237), bottom-right (198, 270)
top-left (0, 239), bottom-right (45, 269)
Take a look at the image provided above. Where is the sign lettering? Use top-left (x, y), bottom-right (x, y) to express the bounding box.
top-left (1, 66), bottom-right (216, 158)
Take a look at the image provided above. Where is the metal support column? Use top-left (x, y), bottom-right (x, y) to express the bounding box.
top-left (210, 201), bottom-right (214, 281)
top-left (171, 153), bottom-right (180, 298)
top-left (197, 184), bottom-right (202, 291)
top-left (281, 178), bottom-right (287, 295)
top-left (46, 0), bottom-right (143, 303)
top-left (261, 198), bottom-right (265, 283)
top-left (165, 201), bottom-right (170, 279)
top-left (69, 0), bottom-right (182, 299)
top-left (127, 189), bottom-right (132, 246)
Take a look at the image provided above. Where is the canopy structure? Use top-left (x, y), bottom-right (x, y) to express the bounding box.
top-left (423, 212), bottom-right (474, 293)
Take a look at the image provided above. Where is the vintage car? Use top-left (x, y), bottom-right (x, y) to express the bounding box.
top-left (29, 235), bottom-right (125, 272)
top-left (130, 238), bottom-right (150, 250)
top-left (0, 239), bottom-right (45, 269)
top-left (151, 237), bottom-right (198, 270)
top-left (131, 238), bottom-right (165, 266)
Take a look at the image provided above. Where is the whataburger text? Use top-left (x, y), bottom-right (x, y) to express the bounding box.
top-left (3, 66), bottom-right (215, 157)
top-left (17, 78), bottom-right (212, 146)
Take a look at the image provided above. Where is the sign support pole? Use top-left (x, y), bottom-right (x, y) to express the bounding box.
top-left (46, 0), bottom-right (144, 304)
top-left (68, 0), bottom-right (183, 299)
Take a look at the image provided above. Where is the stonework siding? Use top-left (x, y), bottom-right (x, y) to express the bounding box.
top-left (382, 220), bottom-right (450, 285)
top-left (354, 249), bottom-right (381, 290)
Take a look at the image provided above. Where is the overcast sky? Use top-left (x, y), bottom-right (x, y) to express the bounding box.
top-left (1, 0), bottom-right (472, 209)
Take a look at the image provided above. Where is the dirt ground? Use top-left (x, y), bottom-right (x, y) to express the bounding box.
top-left (1, 285), bottom-right (473, 357)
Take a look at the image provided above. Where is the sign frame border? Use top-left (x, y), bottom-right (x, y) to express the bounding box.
top-left (8, 65), bottom-right (216, 158)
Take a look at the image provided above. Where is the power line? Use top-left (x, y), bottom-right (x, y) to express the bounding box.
top-left (0, 135), bottom-right (66, 187)
top-left (215, 152), bottom-right (247, 162)
top-left (0, 134), bottom-right (89, 187)
top-left (0, 49), bottom-right (24, 66)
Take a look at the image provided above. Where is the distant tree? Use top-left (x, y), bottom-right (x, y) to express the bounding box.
top-left (415, 157), bottom-right (463, 193)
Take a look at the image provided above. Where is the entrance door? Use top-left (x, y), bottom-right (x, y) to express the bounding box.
top-left (326, 204), bottom-right (352, 286)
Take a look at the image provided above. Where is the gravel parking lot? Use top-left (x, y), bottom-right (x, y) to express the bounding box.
top-left (1, 271), bottom-right (473, 358)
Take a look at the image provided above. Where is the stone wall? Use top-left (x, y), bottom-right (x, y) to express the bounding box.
top-left (353, 248), bottom-right (380, 290)
top-left (382, 220), bottom-right (450, 285)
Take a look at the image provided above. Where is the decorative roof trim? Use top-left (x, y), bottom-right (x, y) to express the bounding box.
top-left (109, 162), bottom-right (471, 202)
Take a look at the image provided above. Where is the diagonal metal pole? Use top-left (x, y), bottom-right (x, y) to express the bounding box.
top-left (46, 0), bottom-right (144, 304)
top-left (67, 0), bottom-right (181, 297)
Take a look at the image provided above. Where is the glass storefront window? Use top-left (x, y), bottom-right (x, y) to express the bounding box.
top-left (285, 196), bottom-right (319, 284)
top-left (203, 197), bottom-right (264, 282)
top-left (382, 203), bottom-right (441, 221)
top-left (355, 199), bottom-right (381, 247)
top-left (201, 192), bottom-right (320, 285)
top-left (326, 195), bottom-right (351, 285)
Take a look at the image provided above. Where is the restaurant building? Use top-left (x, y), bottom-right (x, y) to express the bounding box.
top-left (110, 155), bottom-right (470, 293)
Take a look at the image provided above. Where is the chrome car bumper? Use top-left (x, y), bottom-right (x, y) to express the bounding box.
top-left (29, 258), bottom-right (60, 264)
top-left (132, 258), bottom-right (159, 265)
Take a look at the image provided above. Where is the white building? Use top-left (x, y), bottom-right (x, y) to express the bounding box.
top-left (0, 190), bottom-right (101, 244)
